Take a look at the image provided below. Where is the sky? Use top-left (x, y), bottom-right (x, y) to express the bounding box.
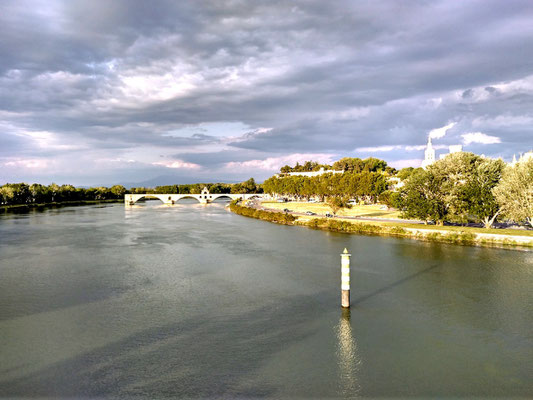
top-left (1, 0), bottom-right (532, 186)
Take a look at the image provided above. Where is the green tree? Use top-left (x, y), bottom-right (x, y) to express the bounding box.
top-left (428, 152), bottom-right (482, 224)
top-left (29, 183), bottom-right (49, 203)
top-left (59, 184), bottom-right (77, 201)
top-left (362, 157), bottom-right (388, 172)
top-left (240, 178), bottom-right (258, 193)
top-left (0, 185), bottom-right (15, 205)
top-left (378, 190), bottom-right (402, 208)
top-left (462, 158), bottom-right (505, 228)
top-left (48, 183), bottom-right (60, 202)
top-left (399, 168), bottom-right (448, 224)
top-left (427, 152), bottom-right (503, 227)
top-left (326, 195), bottom-right (352, 216)
top-left (396, 167), bottom-right (416, 180)
top-left (110, 185), bottom-right (127, 198)
top-left (333, 157), bottom-right (364, 173)
top-left (493, 158), bottom-right (533, 227)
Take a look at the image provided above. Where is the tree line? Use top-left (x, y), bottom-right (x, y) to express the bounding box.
top-left (278, 157), bottom-right (397, 175)
top-left (385, 152), bottom-right (533, 228)
top-left (266, 154), bottom-right (533, 228)
top-left (280, 161), bottom-right (333, 173)
top-left (263, 170), bottom-right (388, 203)
top-left (0, 183), bottom-right (127, 205)
top-left (0, 178), bottom-right (262, 206)
top-left (129, 178), bottom-right (261, 195)
top-left (265, 157), bottom-right (394, 203)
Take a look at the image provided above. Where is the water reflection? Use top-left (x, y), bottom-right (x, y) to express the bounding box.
top-left (335, 309), bottom-right (361, 397)
top-left (1, 203), bottom-right (532, 397)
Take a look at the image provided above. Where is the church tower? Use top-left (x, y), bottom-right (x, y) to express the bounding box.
top-left (421, 136), bottom-right (435, 168)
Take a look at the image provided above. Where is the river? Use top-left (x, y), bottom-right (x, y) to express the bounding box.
top-left (0, 201), bottom-right (531, 398)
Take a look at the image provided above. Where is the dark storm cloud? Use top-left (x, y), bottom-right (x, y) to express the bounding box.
top-left (172, 149), bottom-right (279, 170)
top-left (1, 0), bottom-right (532, 184)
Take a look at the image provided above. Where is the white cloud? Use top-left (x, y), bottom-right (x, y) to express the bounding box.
top-left (428, 122), bottom-right (456, 139)
top-left (13, 129), bottom-right (85, 151)
top-left (472, 114), bottom-right (533, 128)
top-left (404, 145), bottom-right (429, 151)
top-left (329, 106), bottom-right (371, 121)
top-left (461, 132), bottom-right (501, 145)
top-left (356, 144), bottom-right (442, 152)
top-left (355, 145), bottom-right (397, 152)
top-left (3, 158), bottom-right (48, 169)
top-left (152, 160), bottom-right (201, 169)
top-left (225, 153), bottom-right (335, 171)
top-left (492, 74), bottom-right (533, 95)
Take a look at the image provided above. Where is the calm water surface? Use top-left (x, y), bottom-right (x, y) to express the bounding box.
top-left (0, 201), bottom-right (531, 398)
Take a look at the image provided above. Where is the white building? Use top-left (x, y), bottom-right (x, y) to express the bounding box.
top-left (439, 144), bottom-right (463, 160)
top-left (388, 176), bottom-right (405, 191)
top-left (421, 137), bottom-right (463, 168)
top-left (421, 137), bottom-right (435, 168)
top-left (510, 150), bottom-right (533, 166)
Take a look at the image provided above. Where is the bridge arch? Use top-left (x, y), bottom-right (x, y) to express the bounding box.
top-left (210, 194), bottom-right (234, 202)
top-left (130, 195), bottom-right (166, 204)
top-left (174, 196), bottom-right (202, 204)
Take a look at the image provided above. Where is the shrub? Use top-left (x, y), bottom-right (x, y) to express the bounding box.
top-left (230, 201), bottom-right (296, 224)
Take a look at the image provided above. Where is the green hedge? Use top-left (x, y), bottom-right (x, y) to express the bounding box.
top-left (230, 201), bottom-right (296, 224)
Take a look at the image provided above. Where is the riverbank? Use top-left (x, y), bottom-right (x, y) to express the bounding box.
top-left (231, 201), bottom-right (533, 249)
top-left (1, 199), bottom-right (123, 213)
top-left (262, 200), bottom-right (402, 219)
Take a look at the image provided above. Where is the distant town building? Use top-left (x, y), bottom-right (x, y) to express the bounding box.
top-left (449, 144), bottom-right (464, 153)
top-left (510, 150), bottom-right (533, 166)
top-left (421, 137), bottom-right (435, 168)
top-left (422, 137), bottom-right (463, 168)
top-left (388, 176), bottom-right (404, 191)
top-left (439, 145), bottom-right (463, 160)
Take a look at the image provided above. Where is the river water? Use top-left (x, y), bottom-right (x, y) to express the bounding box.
top-left (0, 201), bottom-right (531, 398)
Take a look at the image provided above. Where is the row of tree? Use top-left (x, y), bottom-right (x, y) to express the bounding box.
top-left (129, 178), bottom-right (262, 195)
top-left (332, 157), bottom-right (396, 174)
top-left (279, 161), bottom-right (333, 173)
top-left (263, 171), bottom-right (388, 202)
top-left (387, 152), bottom-right (532, 227)
top-left (279, 157), bottom-right (396, 175)
top-left (280, 157), bottom-right (396, 175)
top-left (0, 178), bottom-right (262, 206)
top-left (0, 183), bottom-right (127, 205)
top-left (267, 154), bottom-right (532, 228)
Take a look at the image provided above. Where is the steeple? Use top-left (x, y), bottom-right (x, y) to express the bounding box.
top-left (421, 135), bottom-right (435, 169)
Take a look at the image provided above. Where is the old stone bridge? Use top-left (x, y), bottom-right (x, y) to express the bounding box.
top-left (125, 187), bottom-right (265, 205)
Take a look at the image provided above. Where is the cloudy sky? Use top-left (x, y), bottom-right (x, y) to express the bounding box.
top-left (1, 0), bottom-right (532, 186)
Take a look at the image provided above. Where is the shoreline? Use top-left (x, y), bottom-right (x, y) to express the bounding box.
top-left (230, 201), bottom-right (532, 250)
top-left (1, 199), bottom-right (123, 213)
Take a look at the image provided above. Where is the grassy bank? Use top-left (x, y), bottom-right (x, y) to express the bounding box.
top-left (305, 218), bottom-right (479, 245)
top-left (230, 201), bottom-right (296, 224)
top-left (1, 199), bottom-right (123, 213)
top-left (231, 201), bottom-right (532, 249)
top-left (262, 201), bottom-right (401, 218)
